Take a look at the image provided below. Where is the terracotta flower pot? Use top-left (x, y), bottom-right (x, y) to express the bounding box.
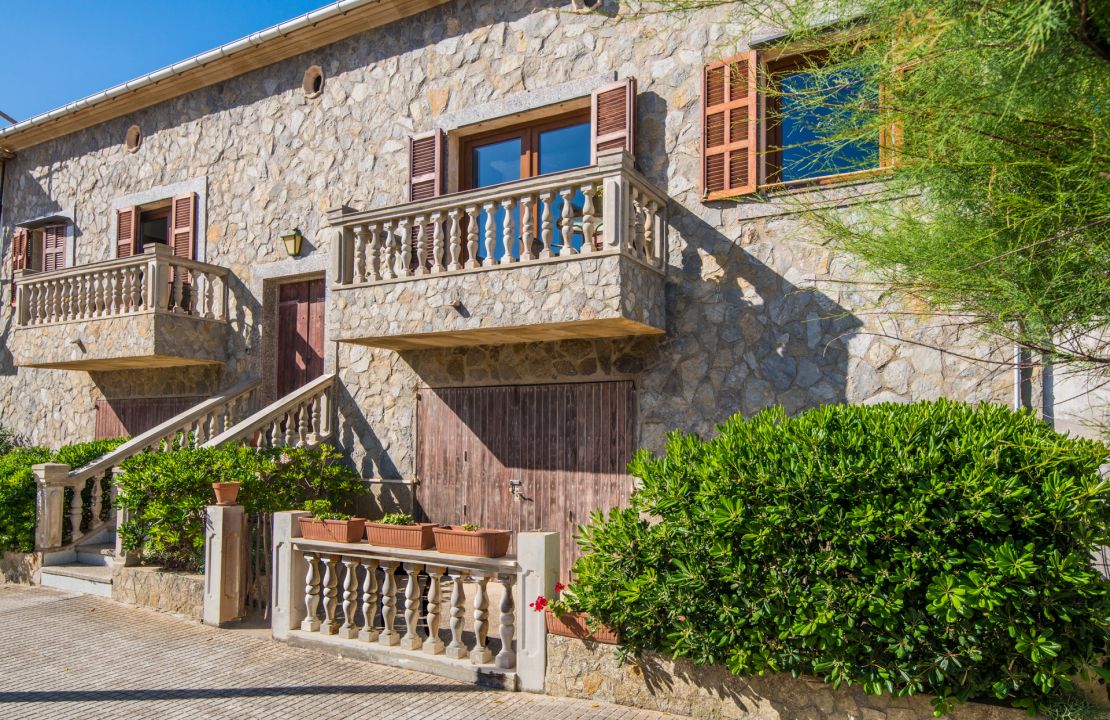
top-left (545, 610), bottom-right (619, 645)
top-left (365, 521), bottom-right (436, 550)
top-left (212, 482), bottom-right (241, 506)
top-left (432, 526), bottom-right (511, 558)
top-left (299, 516), bottom-right (366, 543)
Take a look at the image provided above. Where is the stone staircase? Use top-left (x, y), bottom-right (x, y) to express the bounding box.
top-left (40, 535), bottom-right (116, 597)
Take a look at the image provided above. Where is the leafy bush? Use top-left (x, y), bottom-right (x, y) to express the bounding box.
top-left (0, 425), bottom-right (27, 456)
top-left (567, 400), bottom-right (1110, 713)
top-left (304, 499), bottom-right (349, 520)
top-left (116, 443), bottom-right (365, 571)
top-left (0, 439), bottom-right (124, 553)
top-left (378, 512), bottom-right (415, 526)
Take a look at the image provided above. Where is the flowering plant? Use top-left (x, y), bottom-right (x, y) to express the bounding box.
top-left (529, 581), bottom-right (572, 615)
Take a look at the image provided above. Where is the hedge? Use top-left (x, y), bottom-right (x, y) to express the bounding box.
top-left (116, 443), bottom-right (366, 571)
top-left (0, 438), bottom-right (124, 553)
top-left (565, 400), bottom-right (1110, 714)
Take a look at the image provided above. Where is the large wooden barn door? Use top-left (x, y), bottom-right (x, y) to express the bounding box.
top-left (277, 279), bottom-right (326, 397)
top-left (416, 381), bottom-right (635, 579)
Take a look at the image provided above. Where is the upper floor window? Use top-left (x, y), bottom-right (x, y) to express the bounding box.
top-left (461, 111), bottom-right (591, 191)
top-left (116, 193), bottom-right (196, 260)
top-left (702, 50), bottom-right (888, 200)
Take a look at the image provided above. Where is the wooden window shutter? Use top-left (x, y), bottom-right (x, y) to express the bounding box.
top-left (591, 77), bottom-right (637, 163)
top-left (408, 129), bottom-right (444, 202)
top-left (170, 193), bottom-right (197, 260)
top-left (117, 207), bottom-right (139, 258)
top-left (11, 228), bottom-right (28, 272)
top-left (702, 51), bottom-right (758, 200)
top-left (41, 224), bottom-right (67, 272)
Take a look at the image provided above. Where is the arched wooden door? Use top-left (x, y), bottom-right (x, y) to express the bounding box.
top-left (415, 381), bottom-right (635, 580)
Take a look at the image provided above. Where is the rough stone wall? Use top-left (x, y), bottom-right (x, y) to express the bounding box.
top-left (545, 635), bottom-right (1028, 720)
top-left (0, 0), bottom-right (1012, 474)
top-left (111, 565), bottom-right (204, 622)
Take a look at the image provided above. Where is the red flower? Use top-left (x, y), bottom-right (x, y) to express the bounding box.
top-left (554, 582), bottom-right (565, 593)
top-left (529, 595), bottom-right (548, 612)
top-left (677, 615), bottom-right (686, 622)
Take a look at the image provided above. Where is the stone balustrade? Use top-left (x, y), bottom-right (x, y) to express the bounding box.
top-left (272, 512), bottom-right (559, 691)
top-left (202, 373), bottom-right (335, 450)
top-left (14, 243), bottom-right (230, 327)
top-left (327, 150), bottom-right (668, 349)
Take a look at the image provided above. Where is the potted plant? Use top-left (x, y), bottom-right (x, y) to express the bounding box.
top-left (532, 583), bottom-right (620, 645)
top-left (211, 481), bottom-right (240, 506)
top-left (298, 499), bottom-right (366, 543)
top-left (432, 522), bottom-right (512, 558)
top-left (364, 512), bottom-right (436, 550)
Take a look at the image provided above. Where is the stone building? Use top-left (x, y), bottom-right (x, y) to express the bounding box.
top-left (1, 0), bottom-right (1018, 575)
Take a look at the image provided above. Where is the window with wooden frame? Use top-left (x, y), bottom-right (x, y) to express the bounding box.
top-left (116, 192), bottom-right (196, 260)
top-left (9, 222), bottom-right (68, 305)
top-left (702, 50), bottom-right (888, 200)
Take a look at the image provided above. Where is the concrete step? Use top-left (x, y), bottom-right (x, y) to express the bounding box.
top-left (40, 563), bottom-right (113, 598)
top-left (75, 543), bottom-right (115, 567)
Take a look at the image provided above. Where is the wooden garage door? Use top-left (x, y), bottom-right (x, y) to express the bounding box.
top-left (95, 396), bottom-right (206, 440)
top-left (416, 381), bottom-right (635, 579)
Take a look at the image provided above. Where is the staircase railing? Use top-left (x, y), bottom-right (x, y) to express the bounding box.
top-left (33, 377), bottom-right (263, 555)
top-left (203, 374), bottom-right (336, 450)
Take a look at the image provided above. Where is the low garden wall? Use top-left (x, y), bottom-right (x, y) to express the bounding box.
top-left (545, 635), bottom-right (1029, 720)
top-left (1, 551), bottom-right (38, 584)
top-left (112, 565), bottom-right (204, 622)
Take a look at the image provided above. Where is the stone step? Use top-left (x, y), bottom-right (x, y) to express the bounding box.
top-left (40, 564), bottom-right (113, 598)
top-left (75, 543), bottom-right (115, 567)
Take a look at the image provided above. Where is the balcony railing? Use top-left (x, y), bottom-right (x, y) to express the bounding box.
top-left (14, 243), bottom-right (230, 328)
top-left (331, 149), bottom-right (667, 288)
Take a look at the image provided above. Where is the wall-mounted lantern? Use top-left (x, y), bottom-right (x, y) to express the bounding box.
top-left (281, 228), bottom-right (304, 257)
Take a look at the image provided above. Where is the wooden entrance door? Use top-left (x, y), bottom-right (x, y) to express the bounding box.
top-left (416, 381), bottom-right (635, 579)
top-left (277, 279), bottom-right (326, 397)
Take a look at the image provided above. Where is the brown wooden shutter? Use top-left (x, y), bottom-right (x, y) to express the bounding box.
top-left (41, 224), bottom-right (67, 272)
top-left (11, 228), bottom-right (27, 272)
top-left (117, 207), bottom-right (139, 258)
top-left (408, 130), bottom-right (444, 271)
top-left (590, 77), bottom-right (637, 163)
top-left (409, 129), bottom-right (444, 202)
top-left (170, 193), bottom-right (197, 260)
top-left (702, 51), bottom-right (758, 199)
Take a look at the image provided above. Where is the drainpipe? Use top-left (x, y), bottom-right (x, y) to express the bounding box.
top-left (1013, 344), bottom-right (1033, 412)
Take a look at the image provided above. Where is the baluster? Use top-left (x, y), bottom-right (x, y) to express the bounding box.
top-left (628, 186), bottom-right (641, 255)
top-left (423, 564), bottom-right (446, 654)
top-left (447, 209), bottom-right (461, 271)
top-left (580, 182), bottom-right (597, 253)
top-left (203, 272), bottom-right (215, 319)
top-left (284, 408), bottom-right (298, 447)
top-left (297, 401), bottom-right (310, 446)
top-left (413, 215), bottom-right (427, 275)
top-left (379, 561), bottom-right (401, 646)
top-left (559, 186), bottom-right (576, 256)
top-left (398, 217), bottom-right (412, 278)
top-left (539, 191), bottom-right (555, 258)
top-left (81, 274), bottom-right (92, 318)
top-left (400, 562), bottom-right (425, 650)
top-left (632, 186), bottom-right (645, 257)
top-left (367, 224), bottom-right (382, 282)
top-left (496, 573), bottom-right (517, 668)
top-left (108, 271), bottom-right (119, 315)
top-left (59, 279), bottom-right (70, 321)
top-left (310, 395), bottom-right (322, 443)
top-left (353, 225), bottom-right (368, 283)
top-left (321, 555), bottom-right (340, 634)
top-left (644, 199), bottom-right (658, 264)
top-left (340, 557), bottom-right (361, 639)
top-left (118, 269), bottom-right (130, 313)
top-left (264, 420), bottom-right (276, 449)
top-left (44, 281), bottom-right (53, 323)
top-left (464, 205), bottom-right (480, 269)
top-left (132, 267), bottom-right (143, 311)
top-left (68, 484), bottom-right (84, 542)
top-left (520, 195), bottom-right (536, 261)
top-left (481, 201), bottom-right (497, 266)
top-left (471, 572), bottom-right (492, 664)
top-left (445, 570), bottom-right (468, 659)
top-left (89, 273), bottom-right (100, 317)
top-left (359, 560), bottom-right (380, 642)
top-left (430, 211), bottom-right (444, 273)
top-left (500, 198), bottom-right (516, 263)
top-left (172, 268), bottom-right (185, 312)
top-left (89, 475), bottom-right (103, 526)
top-left (301, 553), bottom-right (322, 631)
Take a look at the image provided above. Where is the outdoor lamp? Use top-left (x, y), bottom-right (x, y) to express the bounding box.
top-left (281, 228), bottom-right (304, 257)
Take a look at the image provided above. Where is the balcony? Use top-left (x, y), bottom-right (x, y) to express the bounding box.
top-left (10, 244), bottom-right (230, 370)
top-left (328, 150), bottom-right (667, 350)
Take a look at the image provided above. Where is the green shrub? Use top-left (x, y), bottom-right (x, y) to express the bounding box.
top-left (0, 425), bottom-right (27, 456)
top-left (379, 512), bottom-right (416, 526)
top-left (0, 439), bottom-right (124, 553)
top-left (116, 443), bottom-right (365, 571)
top-left (567, 401), bottom-right (1110, 714)
top-left (304, 499), bottom-right (349, 520)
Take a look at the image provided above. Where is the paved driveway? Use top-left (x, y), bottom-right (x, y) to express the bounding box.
top-left (0, 585), bottom-right (675, 720)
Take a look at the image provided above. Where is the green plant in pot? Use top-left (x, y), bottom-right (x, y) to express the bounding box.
top-left (432, 520), bottom-right (512, 558)
top-left (365, 511), bottom-right (436, 549)
top-left (298, 499), bottom-right (365, 543)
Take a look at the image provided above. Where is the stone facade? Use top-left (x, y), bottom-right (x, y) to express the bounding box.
top-left (545, 635), bottom-right (1028, 720)
top-left (111, 565), bottom-right (204, 622)
top-left (0, 0), bottom-right (1012, 479)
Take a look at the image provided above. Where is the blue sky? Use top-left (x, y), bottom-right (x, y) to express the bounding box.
top-left (0, 0), bottom-right (330, 124)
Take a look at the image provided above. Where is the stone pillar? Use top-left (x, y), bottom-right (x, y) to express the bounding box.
top-left (202, 504), bottom-right (247, 627)
top-left (598, 149), bottom-right (630, 252)
top-left (271, 510), bottom-right (310, 639)
top-left (516, 531), bottom-right (559, 693)
top-left (33, 464), bottom-right (70, 551)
